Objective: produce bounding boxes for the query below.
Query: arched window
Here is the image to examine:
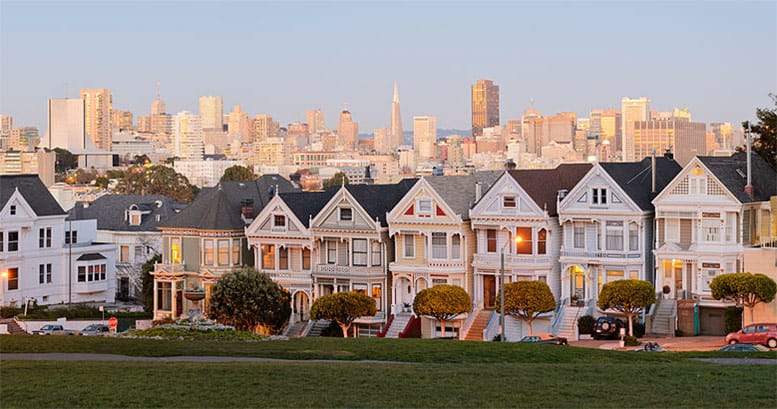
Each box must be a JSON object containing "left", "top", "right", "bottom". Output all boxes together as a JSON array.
[{"left": 537, "top": 229, "right": 547, "bottom": 255}]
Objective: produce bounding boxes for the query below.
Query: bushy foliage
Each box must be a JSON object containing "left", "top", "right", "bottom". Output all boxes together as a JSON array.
[
  {"left": 742, "top": 93, "right": 777, "bottom": 169},
  {"left": 598, "top": 280, "right": 655, "bottom": 336},
  {"left": 322, "top": 171, "right": 349, "bottom": 189},
  {"left": 577, "top": 315, "right": 596, "bottom": 335},
  {"left": 142, "top": 254, "right": 161, "bottom": 313},
  {"left": 208, "top": 267, "right": 291, "bottom": 334},
  {"left": 131, "top": 319, "right": 266, "bottom": 341},
  {"left": 725, "top": 306, "right": 744, "bottom": 334},
  {"left": 711, "top": 272, "right": 777, "bottom": 324},
  {"left": 220, "top": 165, "right": 255, "bottom": 182},
  {"left": 115, "top": 165, "right": 198, "bottom": 203},
  {"left": 623, "top": 335, "right": 640, "bottom": 347},
  {"left": 1, "top": 303, "right": 149, "bottom": 320},
  {"left": 413, "top": 285, "right": 471, "bottom": 337},
  {"left": 310, "top": 292, "right": 376, "bottom": 338},
  {"left": 494, "top": 281, "right": 555, "bottom": 335}
]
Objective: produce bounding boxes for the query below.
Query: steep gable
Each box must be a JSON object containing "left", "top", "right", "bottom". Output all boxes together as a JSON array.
[
  {"left": 471, "top": 172, "right": 545, "bottom": 218},
  {"left": 599, "top": 156, "right": 682, "bottom": 211},
  {"left": 508, "top": 163, "right": 592, "bottom": 216},
  {"left": 699, "top": 152, "right": 777, "bottom": 203},
  {"left": 0, "top": 174, "right": 66, "bottom": 217}
]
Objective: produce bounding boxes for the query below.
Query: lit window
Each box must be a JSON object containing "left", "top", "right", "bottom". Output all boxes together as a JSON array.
[
  {"left": 261, "top": 244, "right": 275, "bottom": 269},
  {"left": 516, "top": 227, "right": 532, "bottom": 254},
  {"left": 232, "top": 240, "right": 241, "bottom": 265},
  {"left": 121, "top": 245, "right": 130, "bottom": 263},
  {"left": 203, "top": 239, "right": 214, "bottom": 266},
  {"left": 170, "top": 238, "right": 181, "bottom": 263},
  {"left": 217, "top": 240, "right": 229, "bottom": 266},
  {"left": 537, "top": 229, "right": 547, "bottom": 255},
  {"left": 7, "top": 267, "right": 18, "bottom": 290},
  {"left": 279, "top": 247, "right": 289, "bottom": 270},
  {"left": 302, "top": 248, "right": 311, "bottom": 270}
]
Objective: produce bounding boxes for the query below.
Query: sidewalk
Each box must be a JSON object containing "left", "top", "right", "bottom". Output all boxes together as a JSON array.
[{"left": 570, "top": 335, "right": 725, "bottom": 351}]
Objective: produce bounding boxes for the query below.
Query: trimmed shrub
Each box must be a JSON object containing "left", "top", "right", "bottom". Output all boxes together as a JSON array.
[
  {"left": 632, "top": 322, "right": 646, "bottom": 338},
  {"left": 577, "top": 315, "right": 595, "bottom": 335},
  {"left": 624, "top": 335, "right": 640, "bottom": 347},
  {"left": 725, "top": 306, "right": 743, "bottom": 334}
]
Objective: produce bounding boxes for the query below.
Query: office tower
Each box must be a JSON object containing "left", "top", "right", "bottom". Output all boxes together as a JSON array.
[
  {"left": 226, "top": 105, "right": 253, "bottom": 141},
  {"left": 47, "top": 98, "right": 86, "bottom": 150},
  {"left": 199, "top": 96, "right": 224, "bottom": 131},
  {"left": 0, "top": 115, "right": 12, "bottom": 136},
  {"left": 632, "top": 116, "right": 706, "bottom": 166},
  {"left": 80, "top": 88, "right": 113, "bottom": 150},
  {"left": 151, "top": 98, "right": 166, "bottom": 116},
  {"left": 521, "top": 105, "right": 543, "bottom": 155},
  {"left": 373, "top": 128, "right": 388, "bottom": 153},
  {"left": 710, "top": 122, "right": 734, "bottom": 151},
  {"left": 306, "top": 109, "right": 325, "bottom": 134},
  {"left": 413, "top": 115, "right": 437, "bottom": 160},
  {"left": 543, "top": 112, "right": 576, "bottom": 144},
  {"left": 337, "top": 108, "right": 359, "bottom": 150},
  {"left": 600, "top": 109, "right": 622, "bottom": 152},
  {"left": 112, "top": 110, "right": 133, "bottom": 131},
  {"left": 173, "top": 111, "right": 205, "bottom": 160},
  {"left": 621, "top": 96, "right": 649, "bottom": 161},
  {"left": 253, "top": 114, "right": 277, "bottom": 141},
  {"left": 471, "top": 79, "right": 500, "bottom": 139},
  {"left": 389, "top": 81, "right": 404, "bottom": 150}
]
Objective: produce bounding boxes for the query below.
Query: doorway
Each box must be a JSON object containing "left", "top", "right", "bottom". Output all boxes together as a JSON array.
[
  {"left": 483, "top": 275, "right": 496, "bottom": 309},
  {"left": 293, "top": 291, "right": 309, "bottom": 322}
]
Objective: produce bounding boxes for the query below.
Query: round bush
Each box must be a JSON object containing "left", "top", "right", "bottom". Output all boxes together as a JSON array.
[
  {"left": 577, "top": 315, "right": 595, "bottom": 334},
  {"left": 632, "top": 322, "right": 646, "bottom": 338}
]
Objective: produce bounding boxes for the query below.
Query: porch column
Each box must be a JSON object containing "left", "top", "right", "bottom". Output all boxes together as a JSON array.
[{"left": 152, "top": 279, "right": 158, "bottom": 317}]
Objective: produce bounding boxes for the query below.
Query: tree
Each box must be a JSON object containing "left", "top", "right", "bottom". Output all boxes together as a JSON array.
[
  {"left": 310, "top": 291, "right": 376, "bottom": 338},
  {"left": 208, "top": 267, "right": 291, "bottom": 334},
  {"left": 54, "top": 148, "right": 77, "bottom": 173},
  {"left": 141, "top": 254, "right": 161, "bottom": 313},
  {"left": 598, "top": 280, "right": 655, "bottom": 336},
  {"left": 323, "top": 172, "right": 349, "bottom": 189},
  {"left": 743, "top": 93, "right": 777, "bottom": 169},
  {"left": 412, "top": 285, "right": 471, "bottom": 337},
  {"left": 494, "top": 281, "right": 555, "bottom": 335},
  {"left": 115, "top": 165, "right": 198, "bottom": 202},
  {"left": 711, "top": 272, "right": 777, "bottom": 325},
  {"left": 220, "top": 165, "right": 255, "bottom": 182}
]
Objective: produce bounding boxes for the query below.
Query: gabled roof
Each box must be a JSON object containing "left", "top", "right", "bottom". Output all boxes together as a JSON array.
[
  {"left": 0, "top": 174, "right": 66, "bottom": 216},
  {"left": 508, "top": 163, "right": 592, "bottom": 216},
  {"left": 425, "top": 171, "right": 501, "bottom": 220},
  {"left": 600, "top": 156, "right": 682, "bottom": 211},
  {"left": 279, "top": 190, "right": 337, "bottom": 228},
  {"left": 160, "top": 174, "right": 299, "bottom": 231},
  {"left": 344, "top": 179, "right": 417, "bottom": 226},
  {"left": 698, "top": 152, "right": 777, "bottom": 203},
  {"left": 68, "top": 194, "right": 186, "bottom": 232}
]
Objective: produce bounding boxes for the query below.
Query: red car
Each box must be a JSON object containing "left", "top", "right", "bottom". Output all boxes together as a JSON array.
[{"left": 725, "top": 323, "right": 777, "bottom": 348}]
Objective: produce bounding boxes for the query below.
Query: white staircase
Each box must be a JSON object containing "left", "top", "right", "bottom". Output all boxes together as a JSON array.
[
  {"left": 384, "top": 313, "right": 412, "bottom": 338},
  {"left": 555, "top": 306, "right": 583, "bottom": 341},
  {"left": 650, "top": 299, "right": 676, "bottom": 336}
]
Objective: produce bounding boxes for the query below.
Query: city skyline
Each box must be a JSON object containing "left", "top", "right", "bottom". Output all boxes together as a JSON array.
[{"left": 1, "top": 1, "right": 775, "bottom": 132}]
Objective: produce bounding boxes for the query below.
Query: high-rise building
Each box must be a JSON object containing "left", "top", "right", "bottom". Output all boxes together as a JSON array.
[
  {"left": 226, "top": 105, "right": 253, "bottom": 142},
  {"left": 413, "top": 116, "right": 437, "bottom": 160},
  {"left": 306, "top": 109, "right": 326, "bottom": 134},
  {"left": 199, "top": 96, "right": 224, "bottom": 131},
  {"left": 0, "top": 115, "right": 12, "bottom": 136},
  {"left": 112, "top": 110, "right": 133, "bottom": 131},
  {"left": 337, "top": 108, "right": 359, "bottom": 150},
  {"left": 47, "top": 98, "right": 86, "bottom": 150},
  {"left": 80, "top": 88, "right": 113, "bottom": 150},
  {"left": 632, "top": 116, "right": 706, "bottom": 166},
  {"left": 710, "top": 122, "right": 735, "bottom": 151},
  {"left": 521, "top": 105, "right": 543, "bottom": 155},
  {"left": 471, "top": 79, "right": 500, "bottom": 139},
  {"left": 389, "top": 81, "right": 404, "bottom": 150},
  {"left": 373, "top": 128, "right": 389, "bottom": 153},
  {"left": 151, "top": 98, "right": 166, "bottom": 116},
  {"left": 253, "top": 114, "right": 278, "bottom": 142},
  {"left": 173, "top": 111, "right": 204, "bottom": 160},
  {"left": 621, "top": 96, "right": 649, "bottom": 161},
  {"left": 600, "top": 109, "right": 622, "bottom": 153},
  {"left": 542, "top": 112, "right": 576, "bottom": 145}
]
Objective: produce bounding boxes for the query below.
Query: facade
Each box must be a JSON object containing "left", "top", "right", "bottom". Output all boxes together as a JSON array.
[
  {"left": 173, "top": 111, "right": 205, "bottom": 160},
  {"left": 337, "top": 109, "right": 359, "bottom": 151},
  {"left": 0, "top": 175, "right": 116, "bottom": 307},
  {"left": 621, "top": 96, "right": 649, "bottom": 161},
  {"left": 80, "top": 88, "right": 113, "bottom": 151},
  {"left": 174, "top": 158, "right": 245, "bottom": 187},
  {"left": 471, "top": 79, "right": 500, "bottom": 139},
  {"left": 0, "top": 149, "right": 56, "bottom": 187},
  {"left": 390, "top": 81, "right": 404, "bottom": 151},
  {"left": 413, "top": 116, "right": 437, "bottom": 160},
  {"left": 199, "top": 96, "right": 224, "bottom": 131},
  {"left": 306, "top": 109, "right": 326, "bottom": 135},
  {"left": 47, "top": 98, "right": 86, "bottom": 150},
  {"left": 226, "top": 105, "right": 253, "bottom": 142},
  {"left": 632, "top": 117, "right": 707, "bottom": 166}
]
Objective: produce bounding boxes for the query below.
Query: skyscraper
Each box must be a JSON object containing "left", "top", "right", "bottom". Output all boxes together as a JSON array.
[
  {"left": 227, "top": 105, "right": 253, "bottom": 141},
  {"left": 174, "top": 111, "right": 204, "bottom": 160},
  {"left": 621, "top": 96, "right": 649, "bottom": 161},
  {"left": 306, "top": 109, "right": 326, "bottom": 134},
  {"left": 413, "top": 115, "right": 437, "bottom": 160},
  {"left": 632, "top": 116, "right": 706, "bottom": 166},
  {"left": 199, "top": 96, "right": 224, "bottom": 131},
  {"left": 337, "top": 107, "right": 359, "bottom": 150},
  {"left": 47, "top": 98, "right": 86, "bottom": 150},
  {"left": 253, "top": 114, "right": 277, "bottom": 141},
  {"left": 80, "top": 88, "right": 112, "bottom": 150},
  {"left": 389, "top": 81, "right": 404, "bottom": 150},
  {"left": 471, "top": 79, "right": 500, "bottom": 139},
  {"left": 373, "top": 128, "right": 389, "bottom": 153}
]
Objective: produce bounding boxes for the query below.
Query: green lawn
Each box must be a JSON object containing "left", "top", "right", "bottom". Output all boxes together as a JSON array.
[{"left": 1, "top": 336, "right": 776, "bottom": 408}]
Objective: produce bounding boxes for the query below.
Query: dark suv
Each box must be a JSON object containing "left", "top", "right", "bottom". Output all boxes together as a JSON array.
[{"left": 593, "top": 316, "right": 626, "bottom": 340}]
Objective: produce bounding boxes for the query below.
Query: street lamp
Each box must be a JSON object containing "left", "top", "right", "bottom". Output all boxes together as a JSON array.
[
  {"left": 0, "top": 270, "right": 8, "bottom": 307},
  {"left": 500, "top": 235, "right": 522, "bottom": 342}
]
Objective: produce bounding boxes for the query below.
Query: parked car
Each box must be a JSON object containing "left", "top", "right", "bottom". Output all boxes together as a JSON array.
[
  {"left": 592, "top": 317, "right": 626, "bottom": 340},
  {"left": 724, "top": 323, "right": 777, "bottom": 348},
  {"left": 31, "top": 324, "right": 74, "bottom": 335},
  {"left": 80, "top": 324, "right": 110, "bottom": 336},
  {"left": 520, "top": 333, "right": 568, "bottom": 345},
  {"left": 718, "top": 343, "right": 770, "bottom": 352}
]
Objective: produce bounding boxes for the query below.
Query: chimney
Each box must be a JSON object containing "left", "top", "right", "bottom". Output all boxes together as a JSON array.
[
  {"left": 240, "top": 199, "right": 254, "bottom": 221},
  {"left": 745, "top": 125, "right": 754, "bottom": 198},
  {"left": 664, "top": 148, "right": 673, "bottom": 160},
  {"left": 651, "top": 151, "right": 657, "bottom": 193},
  {"left": 475, "top": 182, "right": 482, "bottom": 203}
]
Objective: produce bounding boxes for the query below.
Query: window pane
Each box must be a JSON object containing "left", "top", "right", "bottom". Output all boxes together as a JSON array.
[
  {"left": 371, "top": 242, "right": 381, "bottom": 266},
  {"left": 451, "top": 235, "right": 461, "bottom": 259},
  {"left": 537, "top": 229, "right": 547, "bottom": 255},
  {"left": 487, "top": 230, "right": 496, "bottom": 253},
  {"left": 353, "top": 239, "right": 368, "bottom": 266},
  {"left": 204, "top": 240, "right": 214, "bottom": 265},
  {"left": 432, "top": 232, "right": 447, "bottom": 259},
  {"left": 232, "top": 240, "right": 241, "bottom": 265},
  {"left": 403, "top": 234, "right": 415, "bottom": 257},
  {"left": 217, "top": 240, "right": 229, "bottom": 265},
  {"left": 262, "top": 244, "right": 275, "bottom": 269},
  {"left": 516, "top": 227, "right": 532, "bottom": 254},
  {"left": 302, "top": 248, "right": 311, "bottom": 270},
  {"left": 279, "top": 247, "right": 288, "bottom": 269}
]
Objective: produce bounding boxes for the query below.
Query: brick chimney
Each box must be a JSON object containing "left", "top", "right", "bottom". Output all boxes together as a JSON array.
[{"left": 240, "top": 199, "right": 254, "bottom": 221}]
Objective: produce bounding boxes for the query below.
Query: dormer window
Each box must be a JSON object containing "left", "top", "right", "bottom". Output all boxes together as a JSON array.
[
  {"left": 418, "top": 200, "right": 432, "bottom": 217},
  {"left": 592, "top": 188, "right": 607, "bottom": 205},
  {"left": 10, "top": 205, "right": 16, "bottom": 215},
  {"left": 339, "top": 208, "right": 352, "bottom": 221},
  {"left": 503, "top": 196, "right": 516, "bottom": 208},
  {"left": 130, "top": 211, "right": 141, "bottom": 226},
  {"left": 274, "top": 215, "right": 286, "bottom": 228}
]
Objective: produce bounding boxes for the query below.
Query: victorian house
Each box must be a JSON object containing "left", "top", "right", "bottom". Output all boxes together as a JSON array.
[
  {"left": 469, "top": 164, "right": 591, "bottom": 340},
  {"left": 151, "top": 175, "right": 297, "bottom": 320},
  {"left": 653, "top": 152, "right": 776, "bottom": 335}
]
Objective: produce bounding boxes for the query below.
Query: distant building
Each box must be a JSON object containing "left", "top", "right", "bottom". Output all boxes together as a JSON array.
[
  {"left": 174, "top": 158, "right": 245, "bottom": 187},
  {"left": 47, "top": 98, "right": 86, "bottom": 150},
  {"left": 199, "top": 96, "right": 224, "bottom": 131},
  {"left": 413, "top": 116, "right": 437, "bottom": 160},
  {"left": 389, "top": 81, "right": 404, "bottom": 151},
  {"left": 373, "top": 128, "right": 389, "bottom": 153},
  {"left": 253, "top": 114, "right": 277, "bottom": 142},
  {"left": 337, "top": 108, "right": 359, "bottom": 150},
  {"left": 632, "top": 116, "right": 707, "bottom": 166},
  {"left": 471, "top": 79, "right": 500, "bottom": 139},
  {"left": 306, "top": 109, "right": 326, "bottom": 134},
  {"left": 0, "top": 149, "right": 56, "bottom": 187},
  {"left": 112, "top": 110, "right": 134, "bottom": 132},
  {"left": 621, "top": 96, "right": 649, "bottom": 161},
  {"left": 226, "top": 105, "right": 253, "bottom": 142},
  {"left": 80, "top": 88, "right": 113, "bottom": 151},
  {"left": 173, "top": 111, "right": 205, "bottom": 160}
]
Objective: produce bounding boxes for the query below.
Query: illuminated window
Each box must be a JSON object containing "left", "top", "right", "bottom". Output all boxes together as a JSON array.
[
  {"left": 262, "top": 244, "right": 275, "bottom": 269},
  {"left": 302, "top": 248, "right": 311, "bottom": 270},
  {"left": 217, "top": 240, "right": 229, "bottom": 266},
  {"left": 170, "top": 238, "right": 181, "bottom": 263},
  {"left": 537, "top": 229, "right": 547, "bottom": 255},
  {"left": 203, "top": 239, "right": 214, "bottom": 265},
  {"left": 232, "top": 240, "right": 241, "bottom": 265},
  {"left": 7, "top": 267, "right": 18, "bottom": 290},
  {"left": 372, "top": 284, "right": 382, "bottom": 311},
  {"left": 516, "top": 227, "right": 532, "bottom": 254},
  {"left": 120, "top": 245, "right": 130, "bottom": 263}
]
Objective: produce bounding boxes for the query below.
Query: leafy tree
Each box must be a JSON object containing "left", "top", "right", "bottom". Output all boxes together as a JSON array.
[
  {"left": 54, "top": 148, "right": 77, "bottom": 173},
  {"left": 115, "top": 165, "right": 197, "bottom": 202},
  {"left": 412, "top": 285, "right": 471, "bottom": 337},
  {"left": 494, "top": 281, "right": 555, "bottom": 335},
  {"left": 220, "top": 165, "right": 255, "bottom": 182},
  {"left": 742, "top": 93, "right": 777, "bottom": 169},
  {"left": 598, "top": 280, "right": 655, "bottom": 336},
  {"left": 323, "top": 172, "right": 349, "bottom": 189},
  {"left": 141, "top": 254, "right": 161, "bottom": 313},
  {"left": 208, "top": 267, "right": 291, "bottom": 334},
  {"left": 711, "top": 272, "right": 777, "bottom": 325},
  {"left": 310, "top": 291, "right": 376, "bottom": 338}
]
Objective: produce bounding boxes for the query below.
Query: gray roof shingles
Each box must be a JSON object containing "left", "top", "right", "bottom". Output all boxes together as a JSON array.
[
  {"left": 68, "top": 194, "right": 186, "bottom": 232},
  {"left": 698, "top": 152, "right": 777, "bottom": 203},
  {"left": 508, "top": 163, "right": 593, "bottom": 216},
  {"left": 601, "top": 156, "right": 682, "bottom": 211},
  {"left": 426, "top": 171, "right": 502, "bottom": 220},
  {"left": 0, "top": 174, "right": 66, "bottom": 216}
]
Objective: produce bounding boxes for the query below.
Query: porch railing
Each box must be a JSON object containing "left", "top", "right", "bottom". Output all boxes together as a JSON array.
[
  {"left": 483, "top": 310, "right": 499, "bottom": 342},
  {"left": 458, "top": 307, "right": 480, "bottom": 340},
  {"left": 549, "top": 298, "right": 568, "bottom": 335}
]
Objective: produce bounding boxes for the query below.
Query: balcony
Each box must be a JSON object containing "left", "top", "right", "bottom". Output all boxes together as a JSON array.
[
  {"left": 559, "top": 249, "right": 642, "bottom": 260},
  {"left": 74, "top": 280, "right": 108, "bottom": 294},
  {"left": 313, "top": 264, "right": 384, "bottom": 277},
  {"left": 472, "top": 254, "right": 551, "bottom": 268},
  {"left": 260, "top": 270, "right": 312, "bottom": 281}
]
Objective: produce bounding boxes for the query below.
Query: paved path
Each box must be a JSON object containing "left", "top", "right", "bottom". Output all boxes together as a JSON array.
[
  {"left": 692, "top": 358, "right": 777, "bottom": 365},
  {"left": 0, "top": 353, "right": 408, "bottom": 364}
]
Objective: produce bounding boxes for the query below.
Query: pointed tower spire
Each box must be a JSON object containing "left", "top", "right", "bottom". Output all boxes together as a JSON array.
[
  {"left": 393, "top": 81, "right": 400, "bottom": 103},
  {"left": 390, "top": 81, "right": 403, "bottom": 151}
]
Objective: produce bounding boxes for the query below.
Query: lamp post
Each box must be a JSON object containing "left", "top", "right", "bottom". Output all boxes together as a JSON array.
[{"left": 500, "top": 236, "right": 521, "bottom": 342}]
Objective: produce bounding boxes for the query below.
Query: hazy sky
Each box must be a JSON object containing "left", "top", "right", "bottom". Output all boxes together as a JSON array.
[{"left": 1, "top": 1, "right": 775, "bottom": 133}]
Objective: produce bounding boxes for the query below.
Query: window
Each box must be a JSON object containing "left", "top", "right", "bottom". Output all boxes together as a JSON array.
[
  {"left": 217, "top": 240, "right": 229, "bottom": 266},
  {"left": 703, "top": 219, "right": 720, "bottom": 242},
  {"left": 486, "top": 229, "right": 497, "bottom": 253},
  {"left": 339, "top": 208, "right": 352, "bottom": 221},
  {"left": 88, "top": 265, "right": 94, "bottom": 281},
  {"left": 203, "top": 240, "right": 214, "bottom": 265},
  {"left": 606, "top": 221, "right": 623, "bottom": 250},
  {"left": 592, "top": 188, "right": 607, "bottom": 205},
  {"left": 279, "top": 247, "right": 288, "bottom": 270},
  {"left": 135, "top": 246, "right": 144, "bottom": 261},
  {"left": 130, "top": 213, "right": 141, "bottom": 226},
  {"left": 629, "top": 224, "right": 639, "bottom": 251},
  {"left": 371, "top": 242, "right": 381, "bottom": 266},
  {"left": 403, "top": 234, "right": 415, "bottom": 258},
  {"left": 121, "top": 245, "right": 130, "bottom": 263},
  {"left": 78, "top": 266, "right": 86, "bottom": 282},
  {"left": 572, "top": 223, "right": 585, "bottom": 249},
  {"left": 232, "top": 240, "right": 241, "bottom": 265},
  {"left": 65, "top": 230, "right": 78, "bottom": 245},
  {"left": 302, "top": 248, "right": 311, "bottom": 270},
  {"left": 537, "top": 229, "right": 547, "bottom": 255},
  {"left": 39, "top": 227, "right": 52, "bottom": 248},
  {"left": 274, "top": 215, "right": 286, "bottom": 228},
  {"left": 327, "top": 240, "right": 337, "bottom": 264},
  {"left": 170, "top": 238, "right": 181, "bottom": 263},
  {"left": 503, "top": 196, "right": 516, "bottom": 208},
  {"left": 8, "top": 231, "right": 18, "bottom": 252},
  {"left": 353, "top": 239, "right": 368, "bottom": 266},
  {"left": 261, "top": 245, "right": 275, "bottom": 269},
  {"left": 432, "top": 232, "right": 447, "bottom": 259},
  {"left": 418, "top": 200, "right": 432, "bottom": 216},
  {"left": 516, "top": 227, "right": 532, "bottom": 254},
  {"left": 101, "top": 264, "right": 106, "bottom": 280},
  {"left": 372, "top": 284, "right": 382, "bottom": 311},
  {"left": 7, "top": 267, "right": 18, "bottom": 290},
  {"left": 451, "top": 234, "right": 461, "bottom": 260},
  {"left": 0, "top": 233, "right": 3, "bottom": 251},
  {"left": 9, "top": 205, "right": 16, "bottom": 215},
  {"left": 157, "top": 282, "right": 172, "bottom": 311}
]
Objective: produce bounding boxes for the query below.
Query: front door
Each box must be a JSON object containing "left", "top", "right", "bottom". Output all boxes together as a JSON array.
[
  {"left": 294, "top": 292, "right": 309, "bottom": 322},
  {"left": 483, "top": 275, "right": 496, "bottom": 309},
  {"left": 570, "top": 266, "right": 585, "bottom": 303}
]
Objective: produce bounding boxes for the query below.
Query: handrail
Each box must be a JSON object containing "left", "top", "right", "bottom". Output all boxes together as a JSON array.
[
  {"left": 458, "top": 307, "right": 479, "bottom": 340},
  {"left": 483, "top": 310, "right": 499, "bottom": 341},
  {"left": 300, "top": 319, "right": 316, "bottom": 337},
  {"left": 398, "top": 315, "right": 420, "bottom": 338},
  {"left": 549, "top": 298, "right": 567, "bottom": 335},
  {"left": 377, "top": 313, "right": 395, "bottom": 338}
]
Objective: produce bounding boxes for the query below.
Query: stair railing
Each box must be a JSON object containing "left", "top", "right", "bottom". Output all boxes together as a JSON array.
[
  {"left": 458, "top": 306, "right": 480, "bottom": 340},
  {"left": 549, "top": 298, "right": 568, "bottom": 335},
  {"left": 483, "top": 310, "right": 499, "bottom": 341}
]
